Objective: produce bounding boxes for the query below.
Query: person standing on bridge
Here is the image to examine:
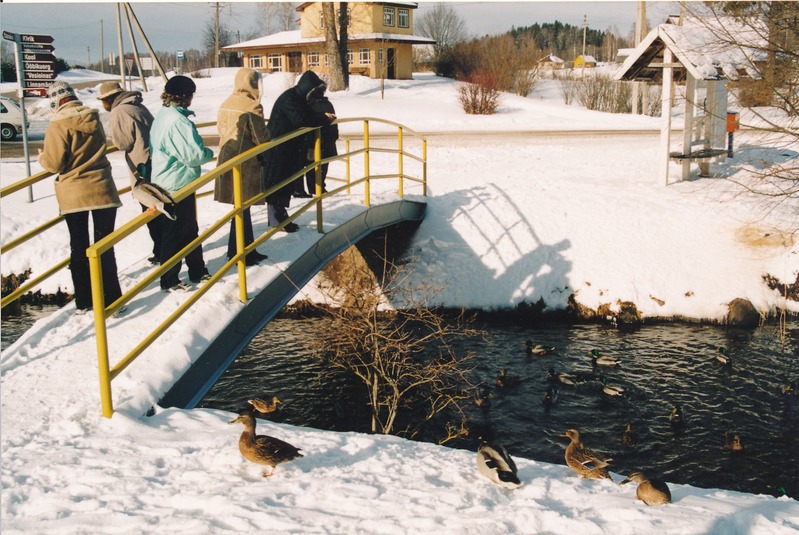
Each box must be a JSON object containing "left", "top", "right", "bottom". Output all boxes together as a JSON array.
[
  {"left": 214, "top": 67, "right": 270, "bottom": 265},
  {"left": 261, "top": 70, "right": 335, "bottom": 231},
  {"left": 303, "top": 87, "right": 338, "bottom": 196},
  {"left": 149, "top": 75, "right": 214, "bottom": 292},
  {"left": 39, "top": 81, "right": 123, "bottom": 314},
  {"left": 98, "top": 81, "right": 160, "bottom": 265}
]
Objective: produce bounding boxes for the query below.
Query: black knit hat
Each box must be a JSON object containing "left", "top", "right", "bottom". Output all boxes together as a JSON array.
[{"left": 164, "top": 75, "right": 196, "bottom": 96}]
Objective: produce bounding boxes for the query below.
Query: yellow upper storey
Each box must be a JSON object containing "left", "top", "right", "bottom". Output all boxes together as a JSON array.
[{"left": 298, "top": 2, "right": 416, "bottom": 38}]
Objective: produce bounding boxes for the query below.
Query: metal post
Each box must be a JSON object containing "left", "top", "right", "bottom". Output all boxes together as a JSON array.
[
  {"left": 659, "top": 47, "right": 674, "bottom": 186},
  {"left": 363, "top": 120, "right": 370, "bottom": 207},
  {"left": 682, "top": 73, "right": 696, "bottom": 181},
  {"left": 232, "top": 164, "right": 248, "bottom": 302},
  {"left": 88, "top": 253, "right": 113, "bottom": 417},
  {"left": 345, "top": 139, "right": 351, "bottom": 194},
  {"left": 727, "top": 132, "right": 734, "bottom": 158},
  {"left": 397, "top": 126, "right": 404, "bottom": 197},
  {"left": 116, "top": 3, "right": 127, "bottom": 88},
  {"left": 10, "top": 37, "right": 33, "bottom": 202},
  {"left": 422, "top": 139, "right": 427, "bottom": 197},
  {"left": 314, "top": 131, "right": 323, "bottom": 233}
]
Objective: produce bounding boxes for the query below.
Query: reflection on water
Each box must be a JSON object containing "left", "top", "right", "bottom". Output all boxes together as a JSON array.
[
  {"left": 202, "top": 316, "right": 799, "bottom": 499},
  {"left": 1, "top": 303, "right": 62, "bottom": 351}
]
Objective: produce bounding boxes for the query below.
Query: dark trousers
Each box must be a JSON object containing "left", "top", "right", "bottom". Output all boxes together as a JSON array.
[
  {"left": 64, "top": 207, "right": 122, "bottom": 310},
  {"left": 227, "top": 207, "right": 254, "bottom": 259},
  {"left": 140, "top": 203, "right": 162, "bottom": 260},
  {"left": 267, "top": 204, "right": 289, "bottom": 227},
  {"left": 159, "top": 193, "right": 207, "bottom": 289},
  {"left": 305, "top": 162, "right": 329, "bottom": 195}
]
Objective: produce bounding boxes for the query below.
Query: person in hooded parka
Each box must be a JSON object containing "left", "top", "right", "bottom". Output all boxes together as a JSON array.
[
  {"left": 214, "top": 68, "right": 270, "bottom": 265},
  {"left": 261, "top": 70, "right": 335, "bottom": 232}
]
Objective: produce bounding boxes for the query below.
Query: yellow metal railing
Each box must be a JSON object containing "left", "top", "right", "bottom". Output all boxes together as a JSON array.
[{"left": 0, "top": 117, "right": 427, "bottom": 417}]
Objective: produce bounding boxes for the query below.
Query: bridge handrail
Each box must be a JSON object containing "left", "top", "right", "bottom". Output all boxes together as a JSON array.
[{"left": 0, "top": 116, "right": 427, "bottom": 417}]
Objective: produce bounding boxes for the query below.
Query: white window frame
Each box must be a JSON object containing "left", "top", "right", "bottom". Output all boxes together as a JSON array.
[
  {"left": 347, "top": 49, "right": 354, "bottom": 65},
  {"left": 307, "top": 51, "right": 320, "bottom": 68},
  {"left": 398, "top": 8, "right": 409, "bottom": 28},
  {"left": 358, "top": 48, "right": 371, "bottom": 65},
  {"left": 248, "top": 54, "right": 264, "bottom": 69},
  {"left": 268, "top": 53, "right": 283, "bottom": 71},
  {"left": 383, "top": 7, "right": 395, "bottom": 27},
  {"left": 378, "top": 48, "right": 384, "bottom": 65}
]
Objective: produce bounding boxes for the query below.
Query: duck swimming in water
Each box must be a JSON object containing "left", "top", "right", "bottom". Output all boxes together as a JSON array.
[
  {"left": 474, "top": 385, "right": 492, "bottom": 409},
  {"left": 590, "top": 349, "right": 621, "bottom": 367},
  {"left": 599, "top": 376, "right": 625, "bottom": 397},
  {"left": 621, "top": 421, "right": 637, "bottom": 448},
  {"left": 715, "top": 347, "right": 732, "bottom": 366},
  {"left": 561, "top": 428, "right": 613, "bottom": 480},
  {"left": 526, "top": 340, "right": 554, "bottom": 357},
  {"left": 496, "top": 368, "right": 520, "bottom": 388},
  {"left": 248, "top": 396, "right": 282, "bottom": 414},
  {"left": 669, "top": 405, "right": 686, "bottom": 430},
  {"left": 721, "top": 432, "right": 744, "bottom": 452},
  {"left": 543, "top": 386, "right": 559, "bottom": 409},
  {"left": 229, "top": 412, "right": 303, "bottom": 477},
  {"left": 476, "top": 442, "right": 522, "bottom": 489},
  {"left": 620, "top": 471, "right": 671, "bottom": 505}
]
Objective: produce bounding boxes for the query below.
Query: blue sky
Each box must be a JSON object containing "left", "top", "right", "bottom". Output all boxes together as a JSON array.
[{"left": 1, "top": 1, "right": 678, "bottom": 64}]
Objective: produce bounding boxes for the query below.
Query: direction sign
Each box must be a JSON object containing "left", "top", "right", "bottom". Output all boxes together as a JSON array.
[
  {"left": 23, "top": 88, "right": 48, "bottom": 98},
  {"left": 23, "top": 61, "right": 54, "bottom": 72},
  {"left": 24, "top": 71, "right": 56, "bottom": 81},
  {"left": 22, "top": 51, "right": 56, "bottom": 62},
  {"left": 21, "top": 43, "right": 55, "bottom": 53},
  {"left": 20, "top": 33, "right": 54, "bottom": 44},
  {"left": 23, "top": 79, "right": 56, "bottom": 89}
]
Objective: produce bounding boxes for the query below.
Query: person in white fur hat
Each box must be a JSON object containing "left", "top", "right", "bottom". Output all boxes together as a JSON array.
[{"left": 38, "top": 81, "right": 123, "bottom": 314}]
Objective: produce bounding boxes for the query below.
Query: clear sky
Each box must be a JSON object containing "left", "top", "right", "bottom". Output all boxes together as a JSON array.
[{"left": 1, "top": 1, "right": 679, "bottom": 64}]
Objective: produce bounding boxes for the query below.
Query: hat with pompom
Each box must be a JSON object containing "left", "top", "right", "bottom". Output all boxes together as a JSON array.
[{"left": 47, "top": 81, "right": 77, "bottom": 111}]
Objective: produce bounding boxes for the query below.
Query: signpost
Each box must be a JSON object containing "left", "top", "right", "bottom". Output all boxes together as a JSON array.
[
  {"left": 176, "top": 49, "right": 184, "bottom": 73},
  {"left": 2, "top": 31, "right": 56, "bottom": 202}
]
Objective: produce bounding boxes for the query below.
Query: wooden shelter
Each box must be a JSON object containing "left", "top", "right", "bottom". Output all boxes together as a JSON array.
[{"left": 614, "top": 18, "right": 760, "bottom": 184}]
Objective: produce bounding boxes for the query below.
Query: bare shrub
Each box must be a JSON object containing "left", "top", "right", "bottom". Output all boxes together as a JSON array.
[
  {"left": 190, "top": 69, "right": 211, "bottom": 79},
  {"left": 556, "top": 71, "right": 576, "bottom": 105},
  {"left": 457, "top": 73, "right": 500, "bottom": 115}
]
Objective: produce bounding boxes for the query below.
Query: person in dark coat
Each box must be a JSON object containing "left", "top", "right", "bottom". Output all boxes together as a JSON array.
[
  {"left": 261, "top": 70, "right": 335, "bottom": 231},
  {"left": 304, "top": 92, "right": 338, "bottom": 195}
]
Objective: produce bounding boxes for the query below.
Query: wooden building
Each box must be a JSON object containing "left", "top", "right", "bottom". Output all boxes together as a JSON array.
[{"left": 222, "top": 2, "right": 435, "bottom": 80}]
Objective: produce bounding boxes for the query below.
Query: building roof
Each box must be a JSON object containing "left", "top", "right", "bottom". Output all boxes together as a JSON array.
[
  {"left": 296, "top": 1, "right": 420, "bottom": 10},
  {"left": 577, "top": 55, "right": 597, "bottom": 63},
  {"left": 613, "top": 18, "right": 763, "bottom": 83},
  {"left": 223, "top": 30, "right": 435, "bottom": 52},
  {"left": 538, "top": 54, "right": 564, "bottom": 64}
]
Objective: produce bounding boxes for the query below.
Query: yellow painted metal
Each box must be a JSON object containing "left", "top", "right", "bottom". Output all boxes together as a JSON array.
[
  {"left": 398, "top": 127, "right": 404, "bottom": 197},
  {"left": 232, "top": 164, "right": 248, "bottom": 302},
  {"left": 363, "top": 120, "right": 370, "bottom": 207},
  {"left": 314, "top": 131, "right": 323, "bottom": 233},
  {"left": 0, "top": 116, "right": 428, "bottom": 417}
]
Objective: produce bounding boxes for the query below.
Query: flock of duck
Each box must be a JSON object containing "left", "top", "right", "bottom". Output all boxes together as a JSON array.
[{"left": 227, "top": 342, "right": 794, "bottom": 504}]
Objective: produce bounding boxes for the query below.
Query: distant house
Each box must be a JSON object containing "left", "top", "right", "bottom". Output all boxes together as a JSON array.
[
  {"left": 573, "top": 55, "right": 597, "bottom": 68},
  {"left": 222, "top": 2, "right": 435, "bottom": 80},
  {"left": 537, "top": 53, "right": 565, "bottom": 70},
  {"left": 615, "top": 48, "right": 636, "bottom": 63}
]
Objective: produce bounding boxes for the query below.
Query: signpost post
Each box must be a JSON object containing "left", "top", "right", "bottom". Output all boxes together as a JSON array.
[
  {"left": 2, "top": 31, "right": 55, "bottom": 202},
  {"left": 176, "top": 49, "right": 184, "bottom": 73}
]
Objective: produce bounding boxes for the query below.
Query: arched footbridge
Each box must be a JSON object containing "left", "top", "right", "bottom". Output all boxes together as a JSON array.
[{"left": 0, "top": 117, "right": 427, "bottom": 417}]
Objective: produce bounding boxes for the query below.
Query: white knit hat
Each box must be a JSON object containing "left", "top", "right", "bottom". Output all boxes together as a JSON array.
[{"left": 47, "top": 81, "right": 77, "bottom": 111}]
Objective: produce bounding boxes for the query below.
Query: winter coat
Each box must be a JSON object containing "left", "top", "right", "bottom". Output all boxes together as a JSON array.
[
  {"left": 261, "top": 70, "right": 332, "bottom": 207},
  {"left": 306, "top": 96, "right": 338, "bottom": 160},
  {"left": 107, "top": 91, "right": 154, "bottom": 187},
  {"left": 149, "top": 104, "right": 214, "bottom": 194},
  {"left": 214, "top": 68, "right": 270, "bottom": 205},
  {"left": 39, "top": 100, "right": 121, "bottom": 215}
]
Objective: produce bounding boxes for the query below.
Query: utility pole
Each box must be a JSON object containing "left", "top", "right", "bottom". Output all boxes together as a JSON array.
[
  {"left": 582, "top": 15, "right": 587, "bottom": 56},
  {"left": 214, "top": 1, "right": 220, "bottom": 69},
  {"left": 87, "top": 46, "right": 90, "bottom": 66},
  {"left": 632, "top": 1, "right": 647, "bottom": 114},
  {"left": 100, "top": 19, "right": 105, "bottom": 72}
]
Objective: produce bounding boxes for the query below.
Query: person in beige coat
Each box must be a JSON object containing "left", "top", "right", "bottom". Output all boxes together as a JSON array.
[
  {"left": 214, "top": 68, "right": 270, "bottom": 265},
  {"left": 39, "top": 81, "right": 123, "bottom": 314}
]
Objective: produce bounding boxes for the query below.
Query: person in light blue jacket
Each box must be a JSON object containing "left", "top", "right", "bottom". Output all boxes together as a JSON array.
[{"left": 150, "top": 75, "right": 214, "bottom": 291}]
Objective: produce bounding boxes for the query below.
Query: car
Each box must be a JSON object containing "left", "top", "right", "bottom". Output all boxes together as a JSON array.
[{"left": 0, "top": 96, "right": 30, "bottom": 142}]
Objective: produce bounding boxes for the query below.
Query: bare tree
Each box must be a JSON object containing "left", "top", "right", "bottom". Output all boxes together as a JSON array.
[
  {"left": 309, "top": 246, "right": 481, "bottom": 441},
  {"left": 416, "top": 3, "right": 468, "bottom": 60},
  {"left": 323, "top": 2, "right": 345, "bottom": 91},
  {"left": 255, "top": 2, "right": 298, "bottom": 35}
]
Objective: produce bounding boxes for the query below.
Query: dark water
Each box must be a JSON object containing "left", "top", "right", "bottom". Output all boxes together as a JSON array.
[
  {"left": 1, "top": 303, "right": 62, "bottom": 351},
  {"left": 201, "top": 316, "right": 799, "bottom": 499}
]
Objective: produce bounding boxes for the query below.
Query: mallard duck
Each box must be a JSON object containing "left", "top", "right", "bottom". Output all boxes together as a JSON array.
[
  {"left": 248, "top": 396, "right": 282, "bottom": 414},
  {"left": 560, "top": 428, "right": 613, "bottom": 480},
  {"left": 620, "top": 471, "right": 671, "bottom": 505},
  {"left": 669, "top": 405, "right": 686, "bottom": 429},
  {"left": 590, "top": 349, "right": 621, "bottom": 367},
  {"left": 721, "top": 432, "right": 743, "bottom": 452},
  {"left": 229, "top": 412, "right": 303, "bottom": 476},
  {"left": 496, "top": 368, "right": 520, "bottom": 388},
  {"left": 546, "top": 368, "right": 577, "bottom": 387},
  {"left": 715, "top": 347, "right": 732, "bottom": 365},
  {"left": 542, "top": 386, "right": 559, "bottom": 409},
  {"left": 131, "top": 173, "right": 176, "bottom": 220},
  {"left": 476, "top": 442, "right": 522, "bottom": 489},
  {"left": 526, "top": 340, "right": 554, "bottom": 357},
  {"left": 599, "top": 376, "right": 625, "bottom": 397},
  {"left": 621, "top": 421, "right": 637, "bottom": 448},
  {"left": 474, "top": 385, "right": 492, "bottom": 409}
]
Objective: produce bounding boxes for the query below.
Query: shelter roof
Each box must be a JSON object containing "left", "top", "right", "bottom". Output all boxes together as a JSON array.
[{"left": 614, "top": 18, "right": 763, "bottom": 83}]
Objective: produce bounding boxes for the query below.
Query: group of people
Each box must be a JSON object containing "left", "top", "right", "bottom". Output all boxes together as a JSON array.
[{"left": 38, "top": 68, "right": 337, "bottom": 312}]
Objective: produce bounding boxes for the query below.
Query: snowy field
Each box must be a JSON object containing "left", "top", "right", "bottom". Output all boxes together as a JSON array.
[{"left": 1, "top": 68, "right": 798, "bottom": 534}]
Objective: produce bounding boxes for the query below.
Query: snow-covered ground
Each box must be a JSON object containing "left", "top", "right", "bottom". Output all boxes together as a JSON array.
[{"left": 1, "top": 68, "right": 798, "bottom": 534}]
